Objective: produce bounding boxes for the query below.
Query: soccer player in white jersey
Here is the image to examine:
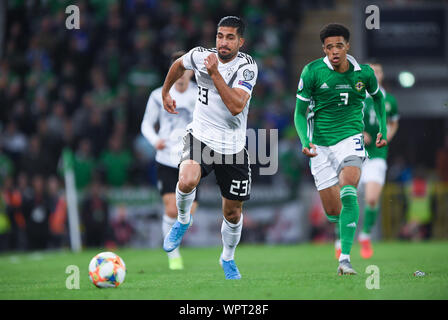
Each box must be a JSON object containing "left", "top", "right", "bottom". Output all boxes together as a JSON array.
[
  {"left": 161, "top": 16, "right": 258, "bottom": 279},
  {"left": 141, "top": 51, "right": 199, "bottom": 270}
]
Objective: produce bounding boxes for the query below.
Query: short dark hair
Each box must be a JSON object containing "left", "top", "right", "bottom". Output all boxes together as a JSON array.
[
  {"left": 320, "top": 23, "right": 350, "bottom": 43},
  {"left": 217, "top": 16, "right": 245, "bottom": 37},
  {"left": 170, "top": 50, "right": 186, "bottom": 65}
]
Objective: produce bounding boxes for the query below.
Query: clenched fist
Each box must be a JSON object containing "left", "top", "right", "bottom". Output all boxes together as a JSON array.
[{"left": 204, "top": 53, "right": 219, "bottom": 76}]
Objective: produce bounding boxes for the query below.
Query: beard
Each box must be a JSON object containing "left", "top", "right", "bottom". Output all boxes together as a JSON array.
[{"left": 218, "top": 49, "right": 236, "bottom": 61}]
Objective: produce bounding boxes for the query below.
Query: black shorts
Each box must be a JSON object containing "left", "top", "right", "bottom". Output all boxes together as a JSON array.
[
  {"left": 179, "top": 132, "right": 251, "bottom": 201},
  {"left": 156, "top": 162, "right": 199, "bottom": 201}
]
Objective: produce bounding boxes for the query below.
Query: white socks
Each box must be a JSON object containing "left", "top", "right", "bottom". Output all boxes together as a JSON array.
[
  {"left": 335, "top": 239, "right": 341, "bottom": 250},
  {"left": 339, "top": 253, "right": 350, "bottom": 262},
  {"left": 176, "top": 182, "right": 195, "bottom": 224},
  {"left": 358, "top": 231, "right": 371, "bottom": 241},
  {"left": 162, "top": 215, "right": 180, "bottom": 259},
  {"left": 221, "top": 214, "right": 243, "bottom": 261}
]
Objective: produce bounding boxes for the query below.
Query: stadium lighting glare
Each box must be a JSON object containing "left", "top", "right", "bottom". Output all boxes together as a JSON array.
[{"left": 398, "top": 71, "right": 415, "bottom": 88}]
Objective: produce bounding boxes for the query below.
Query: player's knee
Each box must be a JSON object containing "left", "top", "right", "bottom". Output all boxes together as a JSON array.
[
  {"left": 178, "top": 161, "right": 200, "bottom": 193},
  {"left": 178, "top": 177, "right": 198, "bottom": 193},
  {"left": 340, "top": 177, "right": 359, "bottom": 189},
  {"left": 178, "top": 172, "right": 199, "bottom": 193},
  {"left": 340, "top": 165, "right": 361, "bottom": 186},
  {"left": 366, "top": 198, "right": 378, "bottom": 208}
]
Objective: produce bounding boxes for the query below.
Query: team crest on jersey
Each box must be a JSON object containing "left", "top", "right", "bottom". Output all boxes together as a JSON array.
[
  {"left": 355, "top": 81, "right": 365, "bottom": 91},
  {"left": 298, "top": 78, "right": 304, "bottom": 91},
  {"left": 243, "top": 69, "right": 254, "bottom": 81}
]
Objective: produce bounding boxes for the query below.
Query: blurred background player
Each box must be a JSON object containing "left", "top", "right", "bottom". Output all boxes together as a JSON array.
[
  {"left": 334, "top": 63, "right": 400, "bottom": 259},
  {"left": 294, "top": 23, "right": 388, "bottom": 275},
  {"left": 357, "top": 62, "right": 399, "bottom": 258},
  {"left": 141, "top": 51, "right": 198, "bottom": 270},
  {"left": 162, "top": 16, "right": 258, "bottom": 279}
]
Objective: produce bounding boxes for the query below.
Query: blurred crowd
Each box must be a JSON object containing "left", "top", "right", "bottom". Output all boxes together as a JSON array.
[{"left": 0, "top": 0, "right": 302, "bottom": 251}]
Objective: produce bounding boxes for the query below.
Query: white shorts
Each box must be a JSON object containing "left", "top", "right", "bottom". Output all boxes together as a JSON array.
[
  {"left": 310, "top": 133, "right": 366, "bottom": 191},
  {"left": 359, "top": 157, "right": 387, "bottom": 186}
]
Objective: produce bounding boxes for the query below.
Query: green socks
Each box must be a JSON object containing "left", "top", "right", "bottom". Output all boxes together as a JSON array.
[
  {"left": 339, "top": 185, "right": 359, "bottom": 255},
  {"left": 362, "top": 204, "right": 379, "bottom": 234}
]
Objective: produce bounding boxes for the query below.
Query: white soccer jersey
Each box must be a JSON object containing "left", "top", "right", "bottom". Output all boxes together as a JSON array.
[
  {"left": 182, "top": 47, "right": 258, "bottom": 154},
  {"left": 141, "top": 83, "right": 197, "bottom": 168}
]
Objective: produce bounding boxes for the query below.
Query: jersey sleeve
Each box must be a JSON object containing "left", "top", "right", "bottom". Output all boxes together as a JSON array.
[
  {"left": 182, "top": 47, "right": 201, "bottom": 71},
  {"left": 232, "top": 62, "right": 258, "bottom": 96},
  {"left": 296, "top": 64, "right": 314, "bottom": 102},
  {"left": 365, "top": 65, "right": 380, "bottom": 96}
]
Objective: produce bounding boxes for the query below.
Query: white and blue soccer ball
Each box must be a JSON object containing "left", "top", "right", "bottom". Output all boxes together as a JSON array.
[{"left": 88, "top": 252, "right": 126, "bottom": 288}]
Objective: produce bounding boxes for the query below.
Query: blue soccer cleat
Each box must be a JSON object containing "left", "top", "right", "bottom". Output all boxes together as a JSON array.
[
  {"left": 219, "top": 255, "right": 241, "bottom": 280},
  {"left": 163, "top": 217, "right": 192, "bottom": 253}
]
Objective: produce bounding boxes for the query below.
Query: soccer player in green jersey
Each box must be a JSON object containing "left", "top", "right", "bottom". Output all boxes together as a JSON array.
[
  {"left": 294, "top": 24, "right": 388, "bottom": 275},
  {"left": 357, "top": 62, "right": 399, "bottom": 259}
]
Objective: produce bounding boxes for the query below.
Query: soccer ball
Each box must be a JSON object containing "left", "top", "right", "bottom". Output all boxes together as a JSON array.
[{"left": 88, "top": 252, "right": 126, "bottom": 288}]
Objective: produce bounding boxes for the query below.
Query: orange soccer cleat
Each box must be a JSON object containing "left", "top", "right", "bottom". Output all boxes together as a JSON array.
[{"left": 359, "top": 238, "right": 373, "bottom": 259}]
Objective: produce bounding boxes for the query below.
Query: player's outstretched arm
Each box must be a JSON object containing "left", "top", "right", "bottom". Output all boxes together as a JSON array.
[
  {"left": 161, "top": 58, "right": 186, "bottom": 114},
  {"left": 371, "top": 92, "right": 388, "bottom": 148},
  {"left": 294, "top": 98, "right": 317, "bottom": 157},
  {"left": 205, "top": 53, "right": 250, "bottom": 116}
]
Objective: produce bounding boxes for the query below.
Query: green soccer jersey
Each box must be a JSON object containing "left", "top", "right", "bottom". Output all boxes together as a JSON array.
[
  {"left": 363, "top": 89, "right": 399, "bottom": 159},
  {"left": 296, "top": 55, "right": 381, "bottom": 146}
]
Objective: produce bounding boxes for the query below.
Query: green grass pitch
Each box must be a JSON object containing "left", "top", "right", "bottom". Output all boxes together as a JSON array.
[{"left": 0, "top": 241, "right": 447, "bottom": 300}]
